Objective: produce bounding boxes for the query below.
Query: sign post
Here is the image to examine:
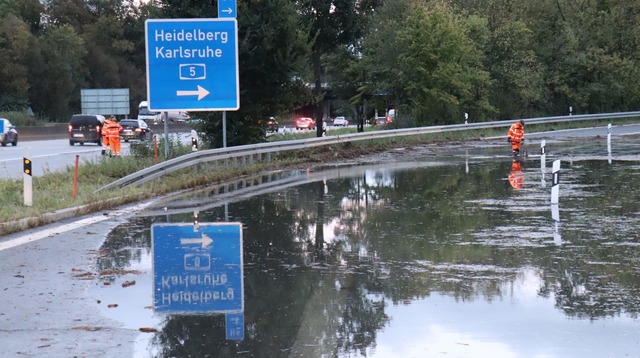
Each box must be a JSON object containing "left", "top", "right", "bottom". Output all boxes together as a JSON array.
[
  {"left": 145, "top": 18, "right": 239, "bottom": 112},
  {"left": 145, "top": 18, "right": 239, "bottom": 149}
]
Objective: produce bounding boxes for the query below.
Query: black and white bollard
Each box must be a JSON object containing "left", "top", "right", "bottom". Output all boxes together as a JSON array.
[
  {"left": 23, "top": 147, "right": 32, "bottom": 207},
  {"left": 551, "top": 160, "right": 560, "bottom": 204},
  {"left": 540, "top": 140, "right": 546, "bottom": 170},
  {"left": 607, "top": 123, "right": 612, "bottom": 153},
  {"left": 551, "top": 159, "right": 561, "bottom": 245},
  {"left": 191, "top": 129, "right": 198, "bottom": 152}
]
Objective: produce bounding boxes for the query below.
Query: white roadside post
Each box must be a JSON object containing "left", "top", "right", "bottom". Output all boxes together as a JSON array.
[
  {"left": 607, "top": 123, "right": 613, "bottom": 164},
  {"left": 540, "top": 140, "right": 546, "bottom": 170},
  {"left": 551, "top": 159, "right": 561, "bottom": 245},
  {"left": 607, "top": 123, "right": 612, "bottom": 153},
  {"left": 191, "top": 129, "right": 198, "bottom": 152},
  {"left": 23, "top": 147, "right": 33, "bottom": 206},
  {"left": 464, "top": 112, "right": 468, "bottom": 125},
  {"left": 540, "top": 140, "right": 547, "bottom": 186},
  {"left": 551, "top": 160, "right": 560, "bottom": 204}
]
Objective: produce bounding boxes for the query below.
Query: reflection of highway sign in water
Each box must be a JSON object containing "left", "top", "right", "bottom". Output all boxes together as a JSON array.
[
  {"left": 145, "top": 18, "right": 239, "bottom": 111},
  {"left": 226, "top": 312, "right": 244, "bottom": 340},
  {"left": 152, "top": 223, "right": 243, "bottom": 313}
]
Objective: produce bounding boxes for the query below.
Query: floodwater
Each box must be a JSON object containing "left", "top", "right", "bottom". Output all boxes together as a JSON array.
[{"left": 90, "top": 136, "right": 640, "bottom": 357}]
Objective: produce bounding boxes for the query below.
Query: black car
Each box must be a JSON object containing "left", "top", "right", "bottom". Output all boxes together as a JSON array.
[
  {"left": 119, "top": 119, "right": 152, "bottom": 142},
  {"left": 0, "top": 118, "right": 18, "bottom": 146},
  {"left": 259, "top": 117, "right": 279, "bottom": 133},
  {"left": 68, "top": 114, "right": 105, "bottom": 146}
]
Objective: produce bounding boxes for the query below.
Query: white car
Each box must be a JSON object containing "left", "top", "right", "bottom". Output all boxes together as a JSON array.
[
  {"left": 0, "top": 118, "right": 18, "bottom": 146},
  {"left": 333, "top": 116, "right": 348, "bottom": 126}
]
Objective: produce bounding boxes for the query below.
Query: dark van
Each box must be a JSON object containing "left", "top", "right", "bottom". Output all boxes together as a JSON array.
[{"left": 68, "top": 114, "right": 105, "bottom": 146}]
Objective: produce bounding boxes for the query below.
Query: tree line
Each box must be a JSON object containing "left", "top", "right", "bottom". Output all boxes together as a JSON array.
[{"left": 1, "top": 0, "right": 639, "bottom": 146}]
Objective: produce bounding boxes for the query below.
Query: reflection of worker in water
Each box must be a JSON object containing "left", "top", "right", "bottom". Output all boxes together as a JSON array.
[
  {"left": 507, "top": 119, "right": 525, "bottom": 156},
  {"left": 509, "top": 159, "right": 524, "bottom": 189}
]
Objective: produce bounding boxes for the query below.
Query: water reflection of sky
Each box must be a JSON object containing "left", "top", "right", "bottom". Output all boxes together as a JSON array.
[
  {"left": 92, "top": 136, "right": 640, "bottom": 357},
  {"left": 373, "top": 267, "right": 638, "bottom": 357}
]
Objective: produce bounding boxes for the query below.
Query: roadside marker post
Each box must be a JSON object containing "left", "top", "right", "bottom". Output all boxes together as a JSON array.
[
  {"left": 23, "top": 147, "right": 32, "bottom": 207},
  {"left": 551, "top": 160, "right": 561, "bottom": 205},
  {"left": 191, "top": 129, "right": 198, "bottom": 151},
  {"left": 72, "top": 155, "right": 79, "bottom": 199},
  {"left": 607, "top": 123, "right": 612, "bottom": 153},
  {"left": 551, "top": 159, "right": 561, "bottom": 245},
  {"left": 540, "top": 140, "right": 546, "bottom": 170}
]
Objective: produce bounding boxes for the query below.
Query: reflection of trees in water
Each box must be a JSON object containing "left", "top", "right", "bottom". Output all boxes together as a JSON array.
[
  {"left": 102, "top": 159, "right": 640, "bottom": 355},
  {"left": 96, "top": 217, "right": 155, "bottom": 272},
  {"left": 149, "top": 179, "right": 390, "bottom": 356}
]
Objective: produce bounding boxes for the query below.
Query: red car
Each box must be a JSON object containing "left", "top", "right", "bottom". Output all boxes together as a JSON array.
[{"left": 295, "top": 117, "right": 315, "bottom": 130}]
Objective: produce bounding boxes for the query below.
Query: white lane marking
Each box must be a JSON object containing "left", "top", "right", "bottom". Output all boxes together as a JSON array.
[
  {"left": 0, "top": 149, "right": 102, "bottom": 162},
  {"left": 0, "top": 201, "right": 153, "bottom": 252},
  {"left": 0, "top": 215, "right": 110, "bottom": 251}
]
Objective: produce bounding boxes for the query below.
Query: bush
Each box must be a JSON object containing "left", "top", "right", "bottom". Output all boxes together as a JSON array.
[{"left": 0, "top": 111, "right": 44, "bottom": 126}]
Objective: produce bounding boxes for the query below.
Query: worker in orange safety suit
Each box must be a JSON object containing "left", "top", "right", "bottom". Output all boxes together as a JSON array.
[
  {"left": 507, "top": 119, "right": 525, "bottom": 156},
  {"left": 509, "top": 159, "right": 524, "bottom": 189},
  {"left": 101, "top": 116, "right": 113, "bottom": 155},
  {"left": 106, "top": 115, "right": 123, "bottom": 156}
]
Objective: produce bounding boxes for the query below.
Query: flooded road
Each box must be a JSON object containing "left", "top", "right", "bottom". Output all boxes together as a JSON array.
[{"left": 86, "top": 134, "right": 640, "bottom": 357}]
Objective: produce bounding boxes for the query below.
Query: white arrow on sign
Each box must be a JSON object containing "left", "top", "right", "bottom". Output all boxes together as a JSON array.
[
  {"left": 222, "top": 8, "right": 233, "bottom": 14},
  {"left": 177, "top": 85, "right": 210, "bottom": 100},
  {"left": 181, "top": 233, "right": 213, "bottom": 248}
]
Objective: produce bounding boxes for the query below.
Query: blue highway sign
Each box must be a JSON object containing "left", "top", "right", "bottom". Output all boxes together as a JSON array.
[
  {"left": 152, "top": 223, "right": 244, "bottom": 313},
  {"left": 218, "top": 0, "right": 237, "bottom": 18},
  {"left": 145, "top": 18, "right": 239, "bottom": 111}
]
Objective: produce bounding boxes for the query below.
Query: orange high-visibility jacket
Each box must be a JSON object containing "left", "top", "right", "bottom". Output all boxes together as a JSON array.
[
  {"left": 106, "top": 120, "right": 122, "bottom": 138},
  {"left": 508, "top": 122, "right": 525, "bottom": 143},
  {"left": 102, "top": 119, "right": 113, "bottom": 137},
  {"left": 509, "top": 160, "right": 524, "bottom": 189}
]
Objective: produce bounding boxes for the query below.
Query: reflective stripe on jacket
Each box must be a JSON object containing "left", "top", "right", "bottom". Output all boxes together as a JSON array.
[{"left": 508, "top": 122, "right": 525, "bottom": 143}]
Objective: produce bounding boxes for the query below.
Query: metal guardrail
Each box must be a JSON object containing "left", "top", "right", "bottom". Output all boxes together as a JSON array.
[{"left": 96, "top": 111, "right": 640, "bottom": 191}]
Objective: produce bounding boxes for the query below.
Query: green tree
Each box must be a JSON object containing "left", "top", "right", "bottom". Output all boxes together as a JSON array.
[
  {"left": 0, "top": 14, "right": 34, "bottom": 110},
  {"left": 0, "top": 0, "right": 43, "bottom": 31},
  {"left": 296, "top": 0, "right": 382, "bottom": 136},
  {"left": 363, "top": 0, "right": 492, "bottom": 125},
  {"left": 481, "top": 1, "right": 545, "bottom": 119},
  {"left": 30, "top": 24, "right": 88, "bottom": 120}
]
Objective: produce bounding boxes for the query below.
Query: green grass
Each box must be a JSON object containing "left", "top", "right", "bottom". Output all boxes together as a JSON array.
[{"left": 1, "top": 117, "right": 637, "bottom": 235}]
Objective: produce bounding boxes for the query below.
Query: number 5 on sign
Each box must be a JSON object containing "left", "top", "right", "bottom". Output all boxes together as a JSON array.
[{"left": 179, "top": 64, "right": 206, "bottom": 80}]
